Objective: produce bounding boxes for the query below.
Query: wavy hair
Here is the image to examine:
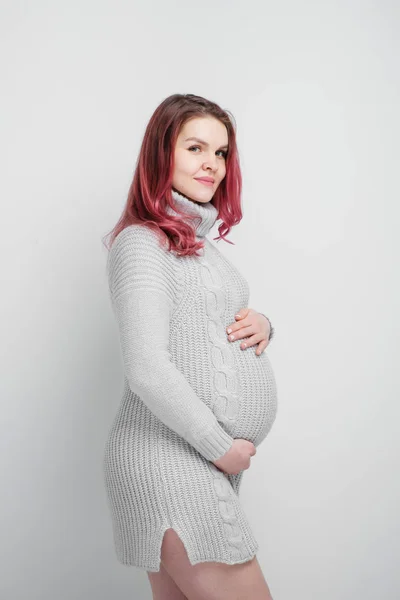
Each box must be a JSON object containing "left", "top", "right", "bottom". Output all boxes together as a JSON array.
[{"left": 102, "top": 93, "right": 243, "bottom": 257}]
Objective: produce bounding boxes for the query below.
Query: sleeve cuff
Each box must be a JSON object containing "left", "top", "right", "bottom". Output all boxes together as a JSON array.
[{"left": 193, "top": 420, "right": 235, "bottom": 462}]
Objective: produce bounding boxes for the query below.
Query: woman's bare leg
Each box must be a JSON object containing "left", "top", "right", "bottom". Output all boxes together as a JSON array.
[
  {"left": 159, "top": 528, "right": 273, "bottom": 600},
  {"left": 147, "top": 561, "right": 188, "bottom": 600}
]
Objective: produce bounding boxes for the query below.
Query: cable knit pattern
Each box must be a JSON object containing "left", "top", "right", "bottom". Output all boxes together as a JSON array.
[
  {"left": 103, "top": 189, "right": 278, "bottom": 571},
  {"left": 196, "top": 243, "right": 245, "bottom": 555},
  {"left": 198, "top": 256, "right": 241, "bottom": 428}
]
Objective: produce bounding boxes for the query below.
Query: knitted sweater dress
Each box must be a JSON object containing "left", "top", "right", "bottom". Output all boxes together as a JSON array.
[{"left": 103, "top": 189, "right": 278, "bottom": 572}]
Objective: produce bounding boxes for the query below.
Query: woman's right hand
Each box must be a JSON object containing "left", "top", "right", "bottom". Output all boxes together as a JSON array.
[{"left": 212, "top": 439, "right": 256, "bottom": 475}]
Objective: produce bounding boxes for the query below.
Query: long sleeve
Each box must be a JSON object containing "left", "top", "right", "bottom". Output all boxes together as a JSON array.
[{"left": 107, "top": 224, "right": 235, "bottom": 462}]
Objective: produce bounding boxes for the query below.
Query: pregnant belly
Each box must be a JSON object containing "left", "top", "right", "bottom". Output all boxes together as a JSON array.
[{"left": 214, "top": 348, "right": 278, "bottom": 447}]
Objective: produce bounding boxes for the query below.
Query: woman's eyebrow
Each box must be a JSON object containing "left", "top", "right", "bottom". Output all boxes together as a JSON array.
[{"left": 184, "top": 136, "right": 229, "bottom": 150}]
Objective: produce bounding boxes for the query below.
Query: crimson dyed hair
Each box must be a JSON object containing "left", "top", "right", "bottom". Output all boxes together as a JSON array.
[{"left": 102, "top": 93, "right": 243, "bottom": 257}]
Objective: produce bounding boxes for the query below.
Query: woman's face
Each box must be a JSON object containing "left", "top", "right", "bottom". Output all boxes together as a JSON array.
[{"left": 172, "top": 116, "right": 229, "bottom": 203}]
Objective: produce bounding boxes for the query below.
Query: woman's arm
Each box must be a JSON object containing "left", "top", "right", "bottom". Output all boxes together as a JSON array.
[{"left": 107, "top": 225, "right": 235, "bottom": 462}]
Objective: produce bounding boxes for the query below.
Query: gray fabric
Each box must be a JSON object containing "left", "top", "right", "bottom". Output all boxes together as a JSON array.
[{"left": 103, "top": 189, "right": 278, "bottom": 571}]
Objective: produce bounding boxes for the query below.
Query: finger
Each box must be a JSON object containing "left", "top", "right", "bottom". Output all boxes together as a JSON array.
[
  {"left": 255, "top": 339, "right": 269, "bottom": 355},
  {"left": 239, "top": 332, "right": 265, "bottom": 350},
  {"left": 226, "top": 319, "right": 250, "bottom": 335},
  {"left": 227, "top": 324, "right": 254, "bottom": 342},
  {"left": 234, "top": 308, "right": 250, "bottom": 320}
]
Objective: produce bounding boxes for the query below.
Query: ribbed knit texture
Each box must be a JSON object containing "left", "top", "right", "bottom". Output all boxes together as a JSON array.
[{"left": 103, "top": 189, "right": 278, "bottom": 571}]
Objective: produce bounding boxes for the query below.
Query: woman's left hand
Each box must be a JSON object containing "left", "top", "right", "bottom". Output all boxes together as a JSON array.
[{"left": 226, "top": 308, "right": 271, "bottom": 356}]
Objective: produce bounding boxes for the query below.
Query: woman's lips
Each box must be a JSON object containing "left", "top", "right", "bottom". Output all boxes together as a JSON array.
[{"left": 195, "top": 179, "right": 214, "bottom": 187}]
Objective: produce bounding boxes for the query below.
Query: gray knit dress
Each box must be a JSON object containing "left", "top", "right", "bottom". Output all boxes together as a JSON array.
[{"left": 103, "top": 189, "right": 278, "bottom": 572}]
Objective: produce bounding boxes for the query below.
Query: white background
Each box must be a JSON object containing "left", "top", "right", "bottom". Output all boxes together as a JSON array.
[{"left": 1, "top": 1, "right": 399, "bottom": 599}]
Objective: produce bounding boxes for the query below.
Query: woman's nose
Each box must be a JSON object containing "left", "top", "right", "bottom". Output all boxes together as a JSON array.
[{"left": 203, "top": 154, "right": 218, "bottom": 171}]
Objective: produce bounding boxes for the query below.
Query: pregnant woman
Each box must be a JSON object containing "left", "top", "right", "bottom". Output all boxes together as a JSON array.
[{"left": 103, "top": 93, "right": 278, "bottom": 600}]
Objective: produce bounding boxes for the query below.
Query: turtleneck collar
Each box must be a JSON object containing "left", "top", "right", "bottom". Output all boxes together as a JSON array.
[{"left": 167, "top": 188, "right": 219, "bottom": 238}]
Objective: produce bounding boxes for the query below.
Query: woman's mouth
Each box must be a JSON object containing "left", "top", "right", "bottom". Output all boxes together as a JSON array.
[{"left": 195, "top": 178, "right": 214, "bottom": 187}]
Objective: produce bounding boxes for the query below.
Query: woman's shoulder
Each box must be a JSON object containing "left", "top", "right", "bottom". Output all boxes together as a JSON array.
[
  {"left": 110, "top": 223, "right": 171, "bottom": 259},
  {"left": 107, "top": 224, "right": 178, "bottom": 300}
]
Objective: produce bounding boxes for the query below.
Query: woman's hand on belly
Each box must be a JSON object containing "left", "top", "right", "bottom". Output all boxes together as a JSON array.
[
  {"left": 226, "top": 308, "right": 271, "bottom": 356},
  {"left": 212, "top": 438, "right": 257, "bottom": 476}
]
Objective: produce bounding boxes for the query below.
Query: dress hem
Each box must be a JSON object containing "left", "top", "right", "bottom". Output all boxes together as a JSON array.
[{"left": 114, "top": 523, "right": 259, "bottom": 573}]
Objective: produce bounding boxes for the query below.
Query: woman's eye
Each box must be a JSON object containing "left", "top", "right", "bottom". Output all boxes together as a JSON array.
[{"left": 188, "top": 146, "right": 227, "bottom": 158}]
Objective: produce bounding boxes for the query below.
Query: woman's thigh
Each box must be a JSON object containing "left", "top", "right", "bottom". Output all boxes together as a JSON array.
[
  {"left": 147, "top": 562, "right": 187, "bottom": 600},
  {"left": 160, "top": 528, "right": 273, "bottom": 600}
]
